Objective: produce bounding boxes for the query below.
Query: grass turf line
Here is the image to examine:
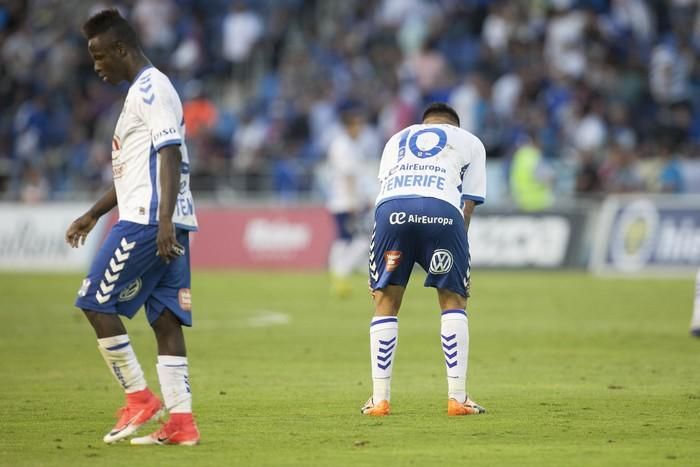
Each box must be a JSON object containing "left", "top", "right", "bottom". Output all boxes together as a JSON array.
[{"left": 0, "top": 271, "right": 698, "bottom": 466}]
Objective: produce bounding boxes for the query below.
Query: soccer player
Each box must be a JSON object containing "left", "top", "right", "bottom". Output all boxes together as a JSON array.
[
  {"left": 362, "top": 102, "right": 487, "bottom": 416},
  {"left": 691, "top": 268, "right": 700, "bottom": 337},
  {"left": 65, "top": 9, "right": 199, "bottom": 445},
  {"left": 325, "top": 102, "right": 378, "bottom": 297}
]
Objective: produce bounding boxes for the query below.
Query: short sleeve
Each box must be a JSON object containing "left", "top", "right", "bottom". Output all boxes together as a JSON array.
[
  {"left": 136, "top": 74, "right": 183, "bottom": 151},
  {"left": 461, "top": 137, "right": 486, "bottom": 205},
  {"left": 377, "top": 134, "right": 397, "bottom": 180}
]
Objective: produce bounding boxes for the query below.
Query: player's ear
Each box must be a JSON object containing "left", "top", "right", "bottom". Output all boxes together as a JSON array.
[{"left": 114, "top": 40, "right": 128, "bottom": 58}]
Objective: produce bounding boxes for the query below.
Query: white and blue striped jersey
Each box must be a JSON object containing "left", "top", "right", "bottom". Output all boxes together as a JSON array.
[
  {"left": 111, "top": 65, "right": 197, "bottom": 230},
  {"left": 375, "top": 123, "right": 486, "bottom": 214}
]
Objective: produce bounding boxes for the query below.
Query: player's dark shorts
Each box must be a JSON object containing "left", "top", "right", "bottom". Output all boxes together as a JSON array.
[
  {"left": 333, "top": 209, "right": 372, "bottom": 241},
  {"left": 369, "top": 197, "right": 470, "bottom": 297},
  {"left": 75, "top": 221, "right": 193, "bottom": 326}
]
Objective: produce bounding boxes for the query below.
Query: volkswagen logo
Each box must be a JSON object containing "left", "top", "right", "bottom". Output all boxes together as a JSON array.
[
  {"left": 429, "top": 249, "right": 453, "bottom": 274},
  {"left": 118, "top": 278, "right": 142, "bottom": 302}
]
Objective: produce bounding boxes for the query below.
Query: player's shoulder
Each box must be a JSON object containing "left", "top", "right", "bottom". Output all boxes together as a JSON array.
[
  {"left": 132, "top": 67, "right": 177, "bottom": 96},
  {"left": 447, "top": 125, "right": 485, "bottom": 154}
]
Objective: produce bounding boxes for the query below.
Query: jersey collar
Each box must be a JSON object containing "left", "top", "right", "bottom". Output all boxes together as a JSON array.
[{"left": 131, "top": 65, "right": 154, "bottom": 84}]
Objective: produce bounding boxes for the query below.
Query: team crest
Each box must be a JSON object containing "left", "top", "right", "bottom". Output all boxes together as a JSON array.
[
  {"left": 178, "top": 288, "right": 192, "bottom": 311},
  {"left": 429, "top": 249, "right": 453, "bottom": 274},
  {"left": 118, "top": 278, "right": 142, "bottom": 302},
  {"left": 384, "top": 251, "right": 402, "bottom": 272}
]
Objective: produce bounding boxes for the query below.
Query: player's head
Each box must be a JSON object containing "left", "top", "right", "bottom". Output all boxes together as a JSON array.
[
  {"left": 338, "top": 99, "right": 366, "bottom": 139},
  {"left": 422, "top": 102, "right": 460, "bottom": 127},
  {"left": 82, "top": 9, "right": 141, "bottom": 85}
]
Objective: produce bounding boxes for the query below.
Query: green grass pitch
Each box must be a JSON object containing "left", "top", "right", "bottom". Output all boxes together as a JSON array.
[{"left": 1, "top": 271, "right": 699, "bottom": 466}]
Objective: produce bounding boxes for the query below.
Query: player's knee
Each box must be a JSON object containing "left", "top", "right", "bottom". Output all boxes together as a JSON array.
[
  {"left": 82, "top": 309, "right": 126, "bottom": 337},
  {"left": 151, "top": 309, "right": 182, "bottom": 333},
  {"left": 373, "top": 287, "right": 403, "bottom": 316},
  {"left": 437, "top": 289, "right": 466, "bottom": 311}
]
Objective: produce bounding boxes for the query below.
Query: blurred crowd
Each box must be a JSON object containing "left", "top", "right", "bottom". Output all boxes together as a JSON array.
[{"left": 1, "top": 0, "right": 700, "bottom": 205}]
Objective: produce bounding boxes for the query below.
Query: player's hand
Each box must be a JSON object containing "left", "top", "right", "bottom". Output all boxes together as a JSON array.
[
  {"left": 156, "top": 219, "right": 184, "bottom": 263},
  {"left": 65, "top": 213, "right": 98, "bottom": 248}
]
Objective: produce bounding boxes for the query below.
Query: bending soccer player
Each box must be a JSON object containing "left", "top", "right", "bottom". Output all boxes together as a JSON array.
[
  {"left": 362, "top": 102, "right": 487, "bottom": 416},
  {"left": 65, "top": 10, "right": 199, "bottom": 445}
]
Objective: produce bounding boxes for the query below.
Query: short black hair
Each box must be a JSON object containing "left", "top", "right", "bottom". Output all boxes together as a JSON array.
[
  {"left": 422, "top": 102, "right": 460, "bottom": 126},
  {"left": 82, "top": 9, "right": 140, "bottom": 49}
]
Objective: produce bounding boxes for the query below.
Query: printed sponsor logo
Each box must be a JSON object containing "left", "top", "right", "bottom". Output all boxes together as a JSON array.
[
  {"left": 78, "top": 278, "right": 91, "bottom": 297},
  {"left": 178, "top": 288, "right": 192, "bottom": 311},
  {"left": 470, "top": 216, "right": 570, "bottom": 267},
  {"left": 608, "top": 199, "right": 658, "bottom": 272},
  {"left": 601, "top": 198, "right": 700, "bottom": 272},
  {"left": 429, "top": 249, "right": 453, "bottom": 274},
  {"left": 243, "top": 218, "right": 311, "bottom": 254},
  {"left": 155, "top": 128, "right": 178, "bottom": 140},
  {"left": 384, "top": 250, "right": 402, "bottom": 272},
  {"left": 389, "top": 211, "right": 453, "bottom": 225},
  {"left": 389, "top": 212, "right": 406, "bottom": 224},
  {"left": 118, "top": 278, "right": 142, "bottom": 302}
]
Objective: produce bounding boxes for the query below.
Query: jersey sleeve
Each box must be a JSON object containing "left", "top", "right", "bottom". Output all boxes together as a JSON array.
[
  {"left": 377, "top": 134, "right": 397, "bottom": 180},
  {"left": 461, "top": 137, "right": 486, "bottom": 205},
  {"left": 137, "top": 76, "right": 184, "bottom": 152}
]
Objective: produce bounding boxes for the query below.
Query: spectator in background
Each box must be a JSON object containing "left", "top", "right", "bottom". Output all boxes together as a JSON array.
[
  {"left": 598, "top": 142, "right": 644, "bottom": 193},
  {"left": 222, "top": 1, "right": 263, "bottom": 81},
  {"left": 19, "top": 164, "right": 48, "bottom": 203},
  {"left": 656, "top": 145, "right": 685, "bottom": 193},
  {"left": 509, "top": 136, "right": 554, "bottom": 212},
  {"left": 2, "top": 0, "right": 700, "bottom": 202}
]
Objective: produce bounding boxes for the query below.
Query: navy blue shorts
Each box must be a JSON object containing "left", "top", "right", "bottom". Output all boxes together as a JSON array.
[
  {"left": 369, "top": 197, "right": 470, "bottom": 297},
  {"left": 75, "top": 221, "right": 193, "bottom": 326}
]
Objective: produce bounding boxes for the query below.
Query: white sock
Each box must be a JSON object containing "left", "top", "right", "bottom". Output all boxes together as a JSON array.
[
  {"left": 370, "top": 316, "right": 398, "bottom": 402},
  {"left": 329, "top": 239, "right": 352, "bottom": 277},
  {"left": 692, "top": 269, "right": 700, "bottom": 330},
  {"left": 441, "top": 309, "right": 469, "bottom": 402},
  {"left": 97, "top": 334, "right": 147, "bottom": 394},
  {"left": 156, "top": 355, "right": 192, "bottom": 413}
]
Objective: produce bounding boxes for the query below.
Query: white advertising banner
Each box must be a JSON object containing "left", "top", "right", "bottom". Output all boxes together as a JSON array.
[
  {"left": 469, "top": 214, "right": 575, "bottom": 268},
  {"left": 0, "top": 203, "right": 109, "bottom": 271}
]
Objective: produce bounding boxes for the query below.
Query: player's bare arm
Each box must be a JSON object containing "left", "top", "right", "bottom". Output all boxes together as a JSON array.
[
  {"left": 462, "top": 200, "right": 476, "bottom": 232},
  {"left": 65, "top": 184, "right": 117, "bottom": 248},
  {"left": 156, "top": 145, "right": 184, "bottom": 262}
]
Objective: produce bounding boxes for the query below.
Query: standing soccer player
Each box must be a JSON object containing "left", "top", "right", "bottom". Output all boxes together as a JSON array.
[
  {"left": 65, "top": 9, "right": 199, "bottom": 445},
  {"left": 325, "top": 102, "right": 378, "bottom": 297},
  {"left": 362, "top": 103, "right": 487, "bottom": 416},
  {"left": 691, "top": 269, "right": 700, "bottom": 337}
]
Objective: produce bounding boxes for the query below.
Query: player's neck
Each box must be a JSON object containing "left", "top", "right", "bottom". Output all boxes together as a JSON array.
[{"left": 125, "top": 53, "right": 152, "bottom": 84}]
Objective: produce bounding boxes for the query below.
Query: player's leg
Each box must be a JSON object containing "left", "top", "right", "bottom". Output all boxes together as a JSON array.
[
  {"left": 131, "top": 230, "right": 199, "bottom": 446},
  {"left": 362, "top": 284, "right": 405, "bottom": 415},
  {"left": 329, "top": 212, "right": 354, "bottom": 297},
  {"left": 75, "top": 222, "right": 164, "bottom": 443},
  {"left": 417, "top": 199, "right": 484, "bottom": 415},
  {"left": 691, "top": 268, "right": 700, "bottom": 337},
  {"left": 437, "top": 288, "right": 485, "bottom": 415},
  {"left": 362, "top": 201, "right": 414, "bottom": 416}
]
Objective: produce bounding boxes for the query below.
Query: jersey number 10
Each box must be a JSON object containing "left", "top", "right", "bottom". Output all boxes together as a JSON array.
[{"left": 397, "top": 127, "right": 447, "bottom": 162}]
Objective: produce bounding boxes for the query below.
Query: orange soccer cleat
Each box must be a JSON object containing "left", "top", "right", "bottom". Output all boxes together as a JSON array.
[
  {"left": 103, "top": 388, "right": 163, "bottom": 443},
  {"left": 130, "top": 413, "right": 200, "bottom": 446},
  {"left": 361, "top": 397, "right": 391, "bottom": 416},
  {"left": 447, "top": 397, "right": 486, "bottom": 416}
]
